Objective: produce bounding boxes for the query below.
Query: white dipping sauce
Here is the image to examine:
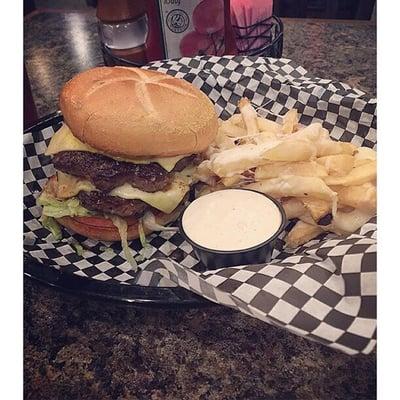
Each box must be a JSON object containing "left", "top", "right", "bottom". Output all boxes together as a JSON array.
[{"left": 182, "top": 189, "right": 283, "bottom": 251}]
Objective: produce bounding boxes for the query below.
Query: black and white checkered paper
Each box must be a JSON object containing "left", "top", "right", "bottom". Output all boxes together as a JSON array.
[{"left": 24, "top": 56, "right": 377, "bottom": 355}]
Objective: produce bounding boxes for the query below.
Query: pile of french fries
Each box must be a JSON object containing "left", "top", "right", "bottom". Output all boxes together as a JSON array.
[{"left": 195, "top": 98, "right": 377, "bottom": 247}]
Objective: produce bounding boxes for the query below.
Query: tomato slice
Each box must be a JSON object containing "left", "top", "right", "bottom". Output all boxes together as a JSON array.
[{"left": 72, "top": 215, "right": 137, "bottom": 228}]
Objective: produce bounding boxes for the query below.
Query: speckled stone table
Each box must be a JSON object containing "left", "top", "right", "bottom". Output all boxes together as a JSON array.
[{"left": 24, "top": 10, "right": 376, "bottom": 400}]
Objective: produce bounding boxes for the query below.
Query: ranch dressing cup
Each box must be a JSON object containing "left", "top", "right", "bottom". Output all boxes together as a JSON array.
[{"left": 179, "top": 189, "right": 286, "bottom": 269}]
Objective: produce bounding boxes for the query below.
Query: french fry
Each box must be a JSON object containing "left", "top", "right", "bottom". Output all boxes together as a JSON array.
[
  {"left": 285, "top": 220, "right": 323, "bottom": 248},
  {"left": 301, "top": 197, "right": 331, "bottom": 221},
  {"left": 257, "top": 117, "right": 283, "bottom": 134},
  {"left": 329, "top": 208, "right": 375, "bottom": 234},
  {"left": 246, "top": 176, "right": 337, "bottom": 213},
  {"left": 354, "top": 146, "right": 377, "bottom": 167},
  {"left": 288, "top": 123, "right": 330, "bottom": 143},
  {"left": 204, "top": 143, "right": 219, "bottom": 159},
  {"left": 316, "top": 154, "right": 354, "bottom": 176},
  {"left": 209, "top": 141, "right": 280, "bottom": 177},
  {"left": 219, "top": 120, "right": 247, "bottom": 138},
  {"left": 337, "top": 205, "right": 354, "bottom": 213},
  {"left": 238, "top": 98, "right": 259, "bottom": 135},
  {"left": 255, "top": 161, "right": 327, "bottom": 180},
  {"left": 353, "top": 159, "right": 373, "bottom": 168},
  {"left": 257, "top": 131, "right": 279, "bottom": 141},
  {"left": 228, "top": 113, "right": 245, "bottom": 128},
  {"left": 195, "top": 160, "right": 218, "bottom": 185},
  {"left": 331, "top": 182, "right": 377, "bottom": 212},
  {"left": 214, "top": 131, "right": 236, "bottom": 150},
  {"left": 231, "top": 132, "right": 277, "bottom": 145},
  {"left": 221, "top": 175, "right": 243, "bottom": 187},
  {"left": 281, "top": 198, "right": 307, "bottom": 219},
  {"left": 263, "top": 140, "right": 317, "bottom": 162},
  {"left": 323, "top": 160, "right": 376, "bottom": 186},
  {"left": 298, "top": 213, "right": 318, "bottom": 226},
  {"left": 282, "top": 109, "right": 299, "bottom": 134},
  {"left": 316, "top": 140, "right": 356, "bottom": 157},
  {"left": 210, "top": 138, "right": 318, "bottom": 177}
]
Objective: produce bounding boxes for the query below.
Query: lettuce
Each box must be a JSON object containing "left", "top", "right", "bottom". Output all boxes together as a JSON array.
[
  {"left": 37, "top": 192, "right": 91, "bottom": 218},
  {"left": 41, "top": 215, "right": 62, "bottom": 240},
  {"left": 138, "top": 219, "right": 147, "bottom": 249},
  {"left": 138, "top": 217, "right": 156, "bottom": 261},
  {"left": 107, "top": 215, "right": 138, "bottom": 271},
  {"left": 72, "top": 242, "right": 84, "bottom": 256},
  {"left": 142, "top": 211, "right": 179, "bottom": 233}
]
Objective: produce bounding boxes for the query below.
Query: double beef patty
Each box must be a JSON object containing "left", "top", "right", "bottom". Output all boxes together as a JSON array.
[{"left": 53, "top": 151, "right": 199, "bottom": 217}]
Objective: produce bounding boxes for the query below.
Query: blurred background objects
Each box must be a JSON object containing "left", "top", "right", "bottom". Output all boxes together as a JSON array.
[
  {"left": 23, "top": 0, "right": 376, "bottom": 126},
  {"left": 25, "top": 0, "right": 376, "bottom": 20},
  {"left": 273, "top": 0, "right": 376, "bottom": 20}
]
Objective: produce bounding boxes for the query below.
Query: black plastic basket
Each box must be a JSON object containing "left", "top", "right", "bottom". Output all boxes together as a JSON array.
[
  {"left": 101, "top": 15, "right": 284, "bottom": 67},
  {"left": 232, "top": 15, "right": 283, "bottom": 58}
]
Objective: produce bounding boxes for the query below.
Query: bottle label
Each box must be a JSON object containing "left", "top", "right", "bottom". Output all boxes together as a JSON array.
[{"left": 158, "top": 0, "right": 226, "bottom": 58}]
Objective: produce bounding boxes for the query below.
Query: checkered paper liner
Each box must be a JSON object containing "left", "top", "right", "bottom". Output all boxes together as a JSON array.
[{"left": 23, "top": 56, "right": 377, "bottom": 354}]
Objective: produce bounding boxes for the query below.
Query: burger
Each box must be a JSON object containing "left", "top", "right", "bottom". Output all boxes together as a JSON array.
[{"left": 38, "top": 66, "right": 218, "bottom": 258}]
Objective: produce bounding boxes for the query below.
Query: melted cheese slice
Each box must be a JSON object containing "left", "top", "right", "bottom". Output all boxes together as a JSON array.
[
  {"left": 46, "top": 124, "right": 189, "bottom": 172},
  {"left": 55, "top": 172, "right": 189, "bottom": 214},
  {"left": 110, "top": 178, "right": 189, "bottom": 214}
]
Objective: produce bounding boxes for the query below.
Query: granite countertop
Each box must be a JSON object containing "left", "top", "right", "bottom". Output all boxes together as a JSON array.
[{"left": 24, "top": 10, "right": 376, "bottom": 400}]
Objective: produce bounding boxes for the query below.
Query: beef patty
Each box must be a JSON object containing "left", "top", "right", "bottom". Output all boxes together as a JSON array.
[
  {"left": 53, "top": 151, "right": 200, "bottom": 193},
  {"left": 53, "top": 151, "right": 171, "bottom": 192},
  {"left": 78, "top": 191, "right": 148, "bottom": 218}
]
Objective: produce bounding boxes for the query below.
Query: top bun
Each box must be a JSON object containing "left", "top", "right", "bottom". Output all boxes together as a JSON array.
[{"left": 59, "top": 67, "right": 219, "bottom": 157}]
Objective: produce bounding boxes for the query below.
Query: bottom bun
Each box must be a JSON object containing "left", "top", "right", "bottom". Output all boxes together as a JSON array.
[{"left": 57, "top": 208, "right": 182, "bottom": 241}]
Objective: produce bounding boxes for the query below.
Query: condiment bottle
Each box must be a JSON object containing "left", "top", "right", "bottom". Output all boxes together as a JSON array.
[{"left": 97, "top": 0, "right": 164, "bottom": 66}]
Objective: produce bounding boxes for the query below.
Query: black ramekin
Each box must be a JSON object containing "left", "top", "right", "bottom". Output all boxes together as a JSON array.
[{"left": 178, "top": 189, "right": 287, "bottom": 270}]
